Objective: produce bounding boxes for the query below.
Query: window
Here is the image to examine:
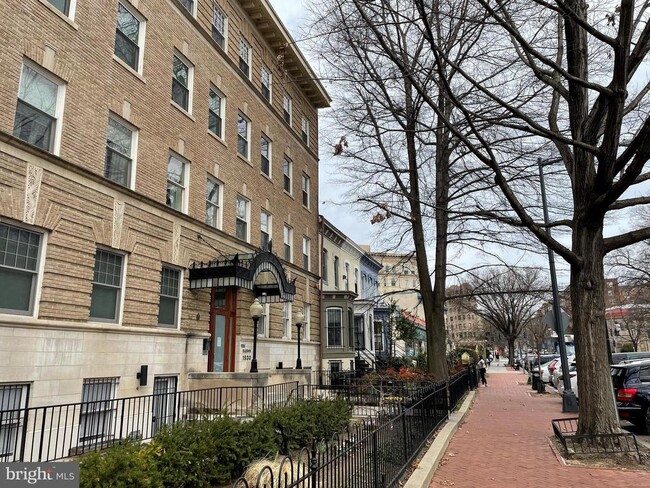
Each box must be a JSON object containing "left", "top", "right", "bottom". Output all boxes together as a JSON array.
[
  {"left": 0, "top": 384, "right": 29, "bottom": 459},
  {"left": 208, "top": 88, "right": 224, "bottom": 138},
  {"left": 211, "top": 4, "right": 227, "bottom": 49},
  {"left": 258, "top": 303, "right": 270, "bottom": 337},
  {"left": 158, "top": 266, "right": 181, "bottom": 328},
  {"left": 283, "top": 225, "right": 293, "bottom": 262},
  {"left": 179, "top": 0, "right": 194, "bottom": 15},
  {"left": 283, "top": 93, "right": 292, "bottom": 125},
  {"left": 302, "top": 237, "right": 310, "bottom": 271},
  {"left": 283, "top": 157, "right": 292, "bottom": 193},
  {"left": 327, "top": 308, "right": 343, "bottom": 348},
  {"left": 355, "top": 315, "right": 365, "bottom": 349},
  {"left": 152, "top": 376, "right": 178, "bottom": 435},
  {"left": 354, "top": 268, "right": 359, "bottom": 294},
  {"left": 105, "top": 116, "right": 136, "bottom": 188},
  {"left": 283, "top": 302, "right": 292, "bottom": 339},
  {"left": 345, "top": 263, "right": 350, "bottom": 290},
  {"left": 302, "top": 174, "right": 310, "bottom": 208},
  {"left": 47, "top": 0, "right": 74, "bottom": 18},
  {"left": 206, "top": 176, "right": 222, "bottom": 229},
  {"left": 237, "top": 114, "right": 250, "bottom": 159},
  {"left": 89, "top": 249, "right": 124, "bottom": 323},
  {"left": 0, "top": 223, "right": 43, "bottom": 315},
  {"left": 301, "top": 117, "right": 309, "bottom": 145},
  {"left": 261, "top": 135, "right": 271, "bottom": 176},
  {"left": 14, "top": 63, "right": 65, "bottom": 153},
  {"left": 236, "top": 196, "right": 250, "bottom": 242},
  {"left": 391, "top": 278, "right": 396, "bottom": 286},
  {"left": 260, "top": 210, "right": 271, "bottom": 250},
  {"left": 334, "top": 256, "right": 340, "bottom": 288},
  {"left": 166, "top": 153, "right": 188, "bottom": 213},
  {"left": 172, "top": 53, "right": 192, "bottom": 112},
  {"left": 261, "top": 65, "right": 271, "bottom": 101},
  {"left": 114, "top": 2, "right": 144, "bottom": 72},
  {"left": 322, "top": 249, "right": 328, "bottom": 282},
  {"left": 302, "top": 303, "right": 310, "bottom": 341},
  {"left": 79, "top": 378, "right": 117, "bottom": 446},
  {"left": 239, "top": 38, "right": 251, "bottom": 78}
]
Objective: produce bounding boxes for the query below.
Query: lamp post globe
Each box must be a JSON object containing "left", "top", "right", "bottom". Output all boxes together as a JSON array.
[
  {"left": 295, "top": 309, "right": 305, "bottom": 369},
  {"left": 249, "top": 298, "right": 264, "bottom": 373}
]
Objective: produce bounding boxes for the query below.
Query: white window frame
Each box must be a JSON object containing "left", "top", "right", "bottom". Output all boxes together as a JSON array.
[
  {"left": 261, "top": 64, "right": 272, "bottom": 101},
  {"left": 283, "top": 93, "right": 292, "bottom": 126},
  {"left": 166, "top": 152, "right": 189, "bottom": 214},
  {"left": 88, "top": 248, "right": 127, "bottom": 325},
  {"left": 283, "top": 156, "right": 292, "bottom": 194},
  {"left": 301, "top": 173, "right": 310, "bottom": 209},
  {"left": 208, "top": 85, "right": 225, "bottom": 140},
  {"left": 239, "top": 37, "right": 252, "bottom": 79},
  {"left": 261, "top": 134, "right": 272, "bottom": 177},
  {"left": 15, "top": 61, "right": 66, "bottom": 155},
  {"left": 260, "top": 210, "right": 272, "bottom": 250},
  {"left": 114, "top": 1, "right": 146, "bottom": 74},
  {"left": 211, "top": 3, "right": 228, "bottom": 50},
  {"left": 303, "top": 303, "right": 310, "bottom": 341},
  {"left": 327, "top": 307, "right": 343, "bottom": 348},
  {"left": 179, "top": 0, "right": 196, "bottom": 17},
  {"left": 105, "top": 113, "right": 138, "bottom": 190},
  {"left": 283, "top": 301, "right": 292, "bottom": 339},
  {"left": 322, "top": 249, "right": 328, "bottom": 283},
  {"left": 283, "top": 225, "right": 293, "bottom": 263},
  {"left": 237, "top": 113, "right": 251, "bottom": 160},
  {"left": 171, "top": 50, "right": 194, "bottom": 114},
  {"left": 0, "top": 221, "right": 47, "bottom": 318},
  {"left": 258, "top": 302, "right": 270, "bottom": 338},
  {"left": 206, "top": 175, "right": 223, "bottom": 230},
  {"left": 46, "top": 0, "right": 77, "bottom": 20},
  {"left": 235, "top": 195, "right": 251, "bottom": 243},
  {"left": 0, "top": 383, "right": 30, "bottom": 458},
  {"left": 301, "top": 116, "right": 309, "bottom": 146},
  {"left": 157, "top": 265, "right": 183, "bottom": 329},
  {"left": 302, "top": 236, "right": 310, "bottom": 272},
  {"left": 79, "top": 378, "right": 118, "bottom": 447}
]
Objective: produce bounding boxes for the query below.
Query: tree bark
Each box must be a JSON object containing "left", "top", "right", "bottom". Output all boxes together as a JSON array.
[
  {"left": 507, "top": 336, "right": 515, "bottom": 367},
  {"left": 572, "top": 225, "right": 619, "bottom": 435}
]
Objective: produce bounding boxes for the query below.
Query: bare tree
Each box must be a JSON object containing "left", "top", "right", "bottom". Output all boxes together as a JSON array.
[
  {"left": 526, "top": 310, "right": 553, "bottom": 384},
  {"left": 307, "top": 0, "right": 497, "bottom": 379},
  {"left": 467, "top": 268, "right": 547, "bottom": 367},
  {"left": 342, "top": 0, "right": 650, "bottom": 435}
]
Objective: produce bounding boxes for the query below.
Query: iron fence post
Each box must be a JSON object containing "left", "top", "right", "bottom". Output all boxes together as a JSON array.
[
  {"left": 310, "top": 440, "right": 318, "bottom": 488},
  {"left": 372, "top": 428, "right": 379, "bottom": 486},
  {"left": 37, "top": 408, "right": 47, "bottom": 462},
  {"left": 19, "top": 407, "right": 29, "bottom": 462},
  {"left": 401, "top": 407, "right": 408, "bottom": 463},
  {"left": 119, "top": 398, "right": 125, "bottom": 440}
]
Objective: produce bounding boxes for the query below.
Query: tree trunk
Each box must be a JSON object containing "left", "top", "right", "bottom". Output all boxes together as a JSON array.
[
  {"left": 507, "top": 336, "right": 515, "bottom": 367},
  {"left": 572, "top": 226, "right": 620, "bottom": 435}
]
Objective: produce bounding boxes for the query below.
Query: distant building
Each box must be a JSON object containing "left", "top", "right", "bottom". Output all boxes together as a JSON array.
[
  {"left": 371, "top": 252, "right": 423, "bottom": 320},
  {"left": 445, "top": 283, "right": 485, "bottom": 346}
]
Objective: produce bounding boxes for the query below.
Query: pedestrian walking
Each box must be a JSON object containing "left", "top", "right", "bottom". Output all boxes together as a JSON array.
[{"left": 478, "top": 356, "right": 488, "bottom": 386}]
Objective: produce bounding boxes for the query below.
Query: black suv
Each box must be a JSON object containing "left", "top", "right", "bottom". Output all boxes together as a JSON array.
[{"left": 611, "top": 360, "right": 650, "bottom": 433}]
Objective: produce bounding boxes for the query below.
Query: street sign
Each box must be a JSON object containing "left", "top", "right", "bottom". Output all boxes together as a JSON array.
[{"left": 543, "top": 309, "right": 570, "bottom": 330}]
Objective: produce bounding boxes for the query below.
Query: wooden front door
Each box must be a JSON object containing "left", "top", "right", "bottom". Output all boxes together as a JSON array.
[{"left": 208, "top": 288, "right": 237, "bottom": 372}]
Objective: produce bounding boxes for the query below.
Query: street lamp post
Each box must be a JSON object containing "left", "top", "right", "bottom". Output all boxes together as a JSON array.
[
  {"left": 295, "top": 309, "right": 305, "bottom": 369},
  {"left": 538, "top": 158, "right": 578, "bottom": 413},
  {"left": 249, "top": 298, "right": 263, "bottom": 373}
]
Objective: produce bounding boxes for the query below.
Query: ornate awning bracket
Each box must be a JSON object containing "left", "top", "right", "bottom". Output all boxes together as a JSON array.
[{"left": 188, "top": 250, "right": 296, "bottom": 302}]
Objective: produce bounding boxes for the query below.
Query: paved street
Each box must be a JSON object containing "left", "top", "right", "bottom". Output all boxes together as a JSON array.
[{"left": 430, "top": 361, "right": 650, "bottom": 488}]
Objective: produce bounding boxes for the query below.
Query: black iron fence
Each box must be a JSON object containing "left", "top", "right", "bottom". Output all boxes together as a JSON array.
[
  {"left": 551, "top": 417, "right": 640, "bottom": 458},
  {"left": 232, "top": 379, "right": 457, "bottom": 488},
  {"left": 0, "top": 381, "right": 299, "bottom": 463}
]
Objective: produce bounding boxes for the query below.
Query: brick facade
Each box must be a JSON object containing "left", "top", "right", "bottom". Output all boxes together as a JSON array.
[{"left": 0, "top": 0, "right": 329, "bottom": 405}]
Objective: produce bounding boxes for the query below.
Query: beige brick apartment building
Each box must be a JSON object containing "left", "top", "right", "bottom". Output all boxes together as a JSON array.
[{"left": 0, "top": 0, "right": 329, "bottom": 424}]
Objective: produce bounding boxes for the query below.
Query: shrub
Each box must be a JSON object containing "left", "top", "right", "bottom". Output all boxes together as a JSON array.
[
  {"left": 258, "top": 398, "right": 353, "bottom": 451},
  {"left": 620, "top": 343, "right": 635, "bottom": 353},
  {"left": 79, "top": 441, "right": 163, "bottom": 488},
  {"left": 154, "top": 416, "right": 241, "bottom": 487}
]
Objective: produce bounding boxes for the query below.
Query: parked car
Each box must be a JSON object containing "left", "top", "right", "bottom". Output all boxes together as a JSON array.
[
  {"left": 526, "top": 354, "right": 559, "bottom": 371},
  {"left": 540, "top": 359, "right": 559, "bottom": 383},
  {"left": 611, "top": 352, "right": 650, "bottom": 364},
  {"left": 556, "top": 359, "right": 578, "bottom": 399},
  {"left": 549, "top": 356, "right": 575, "bottom": 388},
  {"left": 611, "top": 360, "right": 650, "bottom": 434}
]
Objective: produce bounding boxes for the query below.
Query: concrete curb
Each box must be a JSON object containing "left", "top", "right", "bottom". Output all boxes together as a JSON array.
[{"left": 403, "top": 390, "right": 477, "bottom": 488}]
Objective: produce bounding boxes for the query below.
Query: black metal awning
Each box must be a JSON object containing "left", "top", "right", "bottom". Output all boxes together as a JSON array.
[{"left": 188, "top": 250, "right": 296, "bottom": 303}]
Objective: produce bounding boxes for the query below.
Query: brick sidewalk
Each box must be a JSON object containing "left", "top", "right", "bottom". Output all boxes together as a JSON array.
[{"left": 430, "top": 369, "right": 650, "bottom": 488}]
